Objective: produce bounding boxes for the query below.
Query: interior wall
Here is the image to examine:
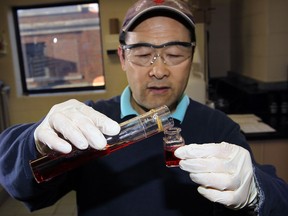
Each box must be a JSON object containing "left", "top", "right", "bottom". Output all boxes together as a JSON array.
[
  {"left": 230, "top": 0, "right": 288, "bottom": 83},
  {"left": 0, "top": 0, "right": 132, "bottom": 125},
  {"left": 208, "top": 0, "right": 288, "bottom": 83},
  {"left": 266, "top": 0, "right": 288, "bottom": 82},
  {"left": 208, "top": 0, "right": 231, "bottom": 78}
]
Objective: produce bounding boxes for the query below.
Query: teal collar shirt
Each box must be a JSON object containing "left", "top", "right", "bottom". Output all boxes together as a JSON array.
[{"left": 120, "top": 86, "right": 189, "bottom": 123}]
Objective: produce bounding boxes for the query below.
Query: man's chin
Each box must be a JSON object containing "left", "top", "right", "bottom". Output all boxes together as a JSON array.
[
  {"left": 141, "top": 102, "right": 170, "bottom": 111},
  {"left": 131, "top": 97, "right": 175, "bottom": 113}
]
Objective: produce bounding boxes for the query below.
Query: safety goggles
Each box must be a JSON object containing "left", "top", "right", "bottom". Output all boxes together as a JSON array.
[{"left": 122, "top": 41, "right": 195, "bottom": 67}]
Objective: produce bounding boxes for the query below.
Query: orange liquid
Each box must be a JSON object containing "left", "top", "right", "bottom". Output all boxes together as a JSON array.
[{"left": 30, "top": 141, "right": 131, "bottom": 183}]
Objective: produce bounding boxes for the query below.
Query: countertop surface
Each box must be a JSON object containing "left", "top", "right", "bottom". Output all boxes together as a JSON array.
[{"left": 243, "top": 114, "right": 288, "bottom": 140}]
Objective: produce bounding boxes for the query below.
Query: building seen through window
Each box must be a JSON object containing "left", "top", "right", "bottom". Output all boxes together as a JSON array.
[{"left": 13, "top": 1, "right": 105, "bottom": 94}]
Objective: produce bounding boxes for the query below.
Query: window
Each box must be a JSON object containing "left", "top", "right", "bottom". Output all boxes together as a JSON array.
[{"left": 13, "top": 0, "right": 105, "bottom": 95}]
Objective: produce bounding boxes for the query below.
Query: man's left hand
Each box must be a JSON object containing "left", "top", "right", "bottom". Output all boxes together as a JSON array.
[{"left": 174, "top": 142, "right": 258, "bottom": 209}]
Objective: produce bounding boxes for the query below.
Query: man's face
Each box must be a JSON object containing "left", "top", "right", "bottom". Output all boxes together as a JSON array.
[{"left": 119, "top": 16, "right": 193, "bottom": 114}]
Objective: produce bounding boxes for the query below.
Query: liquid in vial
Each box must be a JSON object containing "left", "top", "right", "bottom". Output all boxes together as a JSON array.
[{"left": 163, "top": 127, "right": 185, "bottom": 167}]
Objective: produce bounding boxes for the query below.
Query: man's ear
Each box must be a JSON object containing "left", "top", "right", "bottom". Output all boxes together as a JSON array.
[{"left": 118, "top": 46, "right": 126, "bottom": 71}]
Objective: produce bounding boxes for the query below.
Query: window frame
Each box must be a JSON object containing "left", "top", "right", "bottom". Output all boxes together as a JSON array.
[{"left": 12, "top": 0, "right": 106, "bottom": 95}]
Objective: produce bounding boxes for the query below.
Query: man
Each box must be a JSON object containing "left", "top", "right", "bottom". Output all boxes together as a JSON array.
[{"left": 0, "top": 0, "right": 287, "bottom": 215}]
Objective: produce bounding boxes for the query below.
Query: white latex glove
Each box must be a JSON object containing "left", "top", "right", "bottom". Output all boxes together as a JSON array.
[
  {"left": 34, "top": 99, "right": 120, "bottom": 154},
  {"left": 174, "top": 142, "right": 258, "bottom": 209}
]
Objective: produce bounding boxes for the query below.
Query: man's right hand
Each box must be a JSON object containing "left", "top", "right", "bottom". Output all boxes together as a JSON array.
[{"left": 34, "top": 99, "right": 121, "bottom": 155}]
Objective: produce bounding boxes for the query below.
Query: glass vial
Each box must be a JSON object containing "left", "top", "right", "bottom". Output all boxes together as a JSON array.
[{"left": 163, "top": 127, "right": 185, "bottom": 167}]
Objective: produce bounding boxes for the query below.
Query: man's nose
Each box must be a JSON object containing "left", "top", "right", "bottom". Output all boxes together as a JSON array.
[{"left": 150, "top": 55, "right": 169, "bottom": 79}]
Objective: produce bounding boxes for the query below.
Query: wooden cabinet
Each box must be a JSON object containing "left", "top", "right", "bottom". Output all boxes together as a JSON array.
[{"left": 249, "top": 139, "right": 288, "bottom": 182}]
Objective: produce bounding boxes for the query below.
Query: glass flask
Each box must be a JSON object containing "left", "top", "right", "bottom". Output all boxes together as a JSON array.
[{"left": 30, "top": 105, "right": 174, "bottom": 183}]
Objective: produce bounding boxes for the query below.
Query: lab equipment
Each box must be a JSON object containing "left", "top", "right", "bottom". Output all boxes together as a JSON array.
[
  {"left": 163, "top": 127, "right": 185, "bottom": 167},
  {"left": 30, "top": 105, "right": 174, "bottom": 183}
]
